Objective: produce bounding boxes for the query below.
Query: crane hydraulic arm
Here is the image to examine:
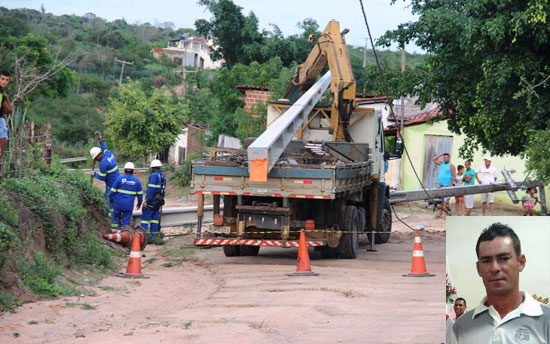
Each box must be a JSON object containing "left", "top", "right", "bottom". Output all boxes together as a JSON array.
[{"left": 284, "top": 20, "right": 356, "bottom": 142}]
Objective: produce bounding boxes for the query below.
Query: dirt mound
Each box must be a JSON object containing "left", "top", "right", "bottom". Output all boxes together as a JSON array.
[{"left": 0, "top": 164, "right": 121, "bottom": 312}]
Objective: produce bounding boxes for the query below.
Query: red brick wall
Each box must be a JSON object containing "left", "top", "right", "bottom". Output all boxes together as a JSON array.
[
  {"left": 243, "top": 89, "right": 272, "bottom": 113},
  {"left": 186, "top": 125, "right": 206, "bottom": 158}
]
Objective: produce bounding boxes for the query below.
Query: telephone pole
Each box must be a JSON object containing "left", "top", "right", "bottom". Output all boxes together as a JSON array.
[{"left": 114, "top": 58, "right": 134, "bottom": 85}]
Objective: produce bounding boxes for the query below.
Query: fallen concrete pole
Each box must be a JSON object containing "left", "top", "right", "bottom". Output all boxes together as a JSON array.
[
  {"left": 390, "top": 181, "right": 547, "bottom": 215},
  {"left": 132, "top": 205, "right": 217, "bottom": 228}
]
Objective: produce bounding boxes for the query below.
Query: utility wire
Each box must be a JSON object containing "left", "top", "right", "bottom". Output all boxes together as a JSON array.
[{"left": 358, "top": 0, "right": 434, "bottom": 202}]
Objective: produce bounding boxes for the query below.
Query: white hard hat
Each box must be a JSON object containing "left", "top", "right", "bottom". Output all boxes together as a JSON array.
[
  {"left": 484, "top": 156, "right": 492, "bottom": 161},
  {"left": 124, "top": 162, "right": 135, "bottom": 170},
  {"left": 150, "top": 159, "right": 162, "bottom": 168},
  {"left": 90, "top": 147, "right": 101, "bottom": 159}
]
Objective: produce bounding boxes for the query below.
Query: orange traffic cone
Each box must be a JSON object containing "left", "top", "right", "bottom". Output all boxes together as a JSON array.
[
  {"left": 118, "top": 231, "right": 149, "bottom": 279},
  {"left": 103, "top": 231, "right": 133, "bottom": 246},
  {"left": 403, "top": 229, "right": 435, "bottom": 277},
  {"left": 288, "top": 230, "right": 319, "bottom": 276}
]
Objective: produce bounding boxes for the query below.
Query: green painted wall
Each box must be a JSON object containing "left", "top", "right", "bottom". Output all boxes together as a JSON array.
[{"left": 398, "top": 120, "right": 546, "bottom": 207}]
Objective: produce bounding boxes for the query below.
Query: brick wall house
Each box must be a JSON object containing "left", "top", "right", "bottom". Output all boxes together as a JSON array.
[{"left": 236, "top": 85, "right": 272, "bottom": 114}]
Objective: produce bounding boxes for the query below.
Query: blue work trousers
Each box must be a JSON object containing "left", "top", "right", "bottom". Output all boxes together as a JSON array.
[
  {"left": 140, "top": 206, "right": 160, "bottom": 240},
  {"left": 111, "top": 208, "right": 132, "bottom": 232}
]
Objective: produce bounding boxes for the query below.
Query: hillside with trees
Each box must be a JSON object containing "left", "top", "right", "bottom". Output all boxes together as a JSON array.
[{"left": 0, "top": 3, "right": 424, "bottom": 162}]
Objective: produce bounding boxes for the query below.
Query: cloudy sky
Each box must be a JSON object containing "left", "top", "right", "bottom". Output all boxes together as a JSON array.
[{"left": 3, "top": 0, "right": 421, "bottom": 52}]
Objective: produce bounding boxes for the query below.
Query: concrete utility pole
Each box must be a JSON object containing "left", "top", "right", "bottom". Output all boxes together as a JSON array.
[
  {"left": 115, "top": 58, "right": 134, "bottom": 85},
  {"left": 181, "top": 44, "right": 197, "bottom": 97}
]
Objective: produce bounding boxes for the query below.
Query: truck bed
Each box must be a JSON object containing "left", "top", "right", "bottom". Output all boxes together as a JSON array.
[{"left": 191, "top": 141, "right": 372, "bottom": 199}]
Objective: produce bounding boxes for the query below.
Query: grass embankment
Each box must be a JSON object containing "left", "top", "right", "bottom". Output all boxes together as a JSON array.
[{"left": 0, "top": 163, "right": 121, "bottom": 312}]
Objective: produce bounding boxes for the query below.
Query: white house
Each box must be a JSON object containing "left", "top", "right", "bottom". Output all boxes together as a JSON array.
[{"left": 152, "top": 36, "right": 223, "bottom": 70}]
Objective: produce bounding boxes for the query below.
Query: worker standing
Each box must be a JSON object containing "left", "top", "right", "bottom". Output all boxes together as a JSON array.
[
  {"left": 140, "top": 159, "right": 166, "bottom": 242},
  {"left": 90, "top": 132, "right": 120, "bottom": 210},
  {"left": 109, "top": 162, "right": 143, "bottom": 233}
]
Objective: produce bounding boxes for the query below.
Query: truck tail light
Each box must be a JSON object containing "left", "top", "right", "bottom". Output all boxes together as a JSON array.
[
  {"left": 305, "top": 219, "right": 315, "bottom": 231},
  {"left": 214, "top": 214, "right": 224, "bottom": 226}
]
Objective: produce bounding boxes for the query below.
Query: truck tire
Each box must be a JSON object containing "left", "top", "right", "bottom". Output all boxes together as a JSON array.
[
  {"left": 223, "top": 245, "right": 241, "bottom": 257},
  {"left": 337, "top": 205, "right": 359, "bottom": 259},
  {"left": 240, "top": 245, "right": 260, "bottom": 256},
  {"left": 375, "top": 199, "right": 392, "bottom": 244}
]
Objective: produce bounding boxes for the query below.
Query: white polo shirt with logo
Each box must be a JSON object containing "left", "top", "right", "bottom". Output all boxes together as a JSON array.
[{"left": 451, "top": 292, "right": 550, "bottom": 343}]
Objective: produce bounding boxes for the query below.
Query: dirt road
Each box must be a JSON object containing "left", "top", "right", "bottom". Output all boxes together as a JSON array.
[{"left": 0, "top": 203, "right": 445, "bottom": 344}]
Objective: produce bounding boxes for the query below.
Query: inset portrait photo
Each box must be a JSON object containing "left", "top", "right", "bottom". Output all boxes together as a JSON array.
[{"left": 446, "top": 217, "right": 550, "bottom": 343}]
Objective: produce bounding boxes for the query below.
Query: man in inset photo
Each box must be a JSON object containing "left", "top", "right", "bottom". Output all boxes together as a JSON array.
[{"left": 451, "top": 223, "right": 550, "bottom": 343}]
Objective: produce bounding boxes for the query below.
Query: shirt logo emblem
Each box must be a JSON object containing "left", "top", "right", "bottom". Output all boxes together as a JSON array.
[{"left": 514, "top": 327, "right": 531, "bottom": 342}]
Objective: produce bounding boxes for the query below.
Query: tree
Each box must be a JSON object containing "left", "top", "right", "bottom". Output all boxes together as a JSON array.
[
  {"left": 381, "top": 0, "right": 550, "bottom": 180},
  {"left": 0, "top": 33, "right": 74, "bottom": 105},
  {"left": 195, "top": 0, "right": 264, "bottom": 67},
  {"left": 105, "top": 80, "right": 188, "bottom": 160}
]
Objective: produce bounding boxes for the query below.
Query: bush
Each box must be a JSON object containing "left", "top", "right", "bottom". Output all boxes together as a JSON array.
[
  {"left": 170, "top": 153, "right": 199, "bottom": 187},
  {"left": 0, "top": 222, "right": 20, "bottom": 270},
  {"left": 20, "top": 252, "right": 65, "bottom": 299}
]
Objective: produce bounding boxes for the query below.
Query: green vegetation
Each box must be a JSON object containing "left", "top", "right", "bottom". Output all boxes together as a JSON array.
[
  {"left": 162, "top": 247, "right": 198, "bottom": 257},
  {"left": 105, "top": 80, "right": 188, "bottom": 160},
  {"left": 0, "top": 162, "right": 117, "bottom": 312},
  {"left": 382, "top": 0, "right": 550, "bottom": 180}
]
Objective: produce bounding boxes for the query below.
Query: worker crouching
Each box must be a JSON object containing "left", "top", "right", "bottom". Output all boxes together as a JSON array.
[
  {"left": 140, "top": 159, "right": 166, "bottom": 242},
  {"left": 109, "top": 162, "right": 143, "bottom": 233}
]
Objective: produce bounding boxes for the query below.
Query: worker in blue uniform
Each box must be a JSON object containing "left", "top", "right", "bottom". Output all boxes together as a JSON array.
[
  {"left": 140, "top": 159, "right": 166, "bottom": 242},
  {"left": 109, "top": 162, "right": 143, "bottom": 233},
  {"left": 90, "top": 132, "right": 120, "bottom": 211}
]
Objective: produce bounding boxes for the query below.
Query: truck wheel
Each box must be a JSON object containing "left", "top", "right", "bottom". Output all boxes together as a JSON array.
[
  {"left": 375, "top": 200, "right": 392, "bottom": 244},
  {"left": 223, "top": 245, "right": 241, "bottom": 257},
  {"left": 337, "top": 205, "right": 359, "bottom": 259},
  {"left": 240, "top": 245, "right": 260, "bottom": 256}
]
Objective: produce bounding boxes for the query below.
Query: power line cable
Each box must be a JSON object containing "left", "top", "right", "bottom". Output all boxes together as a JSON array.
[{"left": 358, "top": 0, "right": 435, "bottom": 202}]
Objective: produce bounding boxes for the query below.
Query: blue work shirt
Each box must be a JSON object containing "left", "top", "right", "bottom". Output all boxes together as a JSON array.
[
  {"left": 146, "top": 170, "right": 166, "bottom": 204},
  {"left": 109, "top": 174, "right": 143, "bottom": 211},
  {"left": 94, "top": 140, "right": 120, "bottom": 190}
]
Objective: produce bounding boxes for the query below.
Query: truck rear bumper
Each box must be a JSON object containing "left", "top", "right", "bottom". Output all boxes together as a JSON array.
[{"left": 194, "top": 238, "right": 326, "bottom": 247}]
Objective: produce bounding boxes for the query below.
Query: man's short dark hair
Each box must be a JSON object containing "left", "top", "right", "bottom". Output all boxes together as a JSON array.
[
  {"left": 455, "top": 297, "right": 467, "bottom": 306},
  {"left": 0, "top": 70, "right": 11, "bottom": 77},
  {"left": 443, "top": 153, "right": 450, "bottom": 157},
  {"left": 475, "top": 223, "right": 521, "bottom": 258},
  {"left": 124, "top": 169, "right": 134, "bottom": 174},
  {"left": 457, "top": 164, "right": 464, "bottom": 171}
]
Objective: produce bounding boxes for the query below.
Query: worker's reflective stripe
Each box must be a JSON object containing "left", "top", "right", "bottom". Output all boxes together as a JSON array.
[
  {"left": 117, "top": 189, "right": 138, "bottom": 195},
  {"left": 111, "top": 223, "right": 119, "bottom": 227},
  {"left": 111, "top": 188, "right": 118, "bottom": 192},
  {"left": 137, "top": 191, "right": 143, "bottom": 194},
  {"left": 140, "top": 220, "right": 150, "bottom": 224},
  {"left": 97, "top": 172, "right": 106, "bottom": 177},
  {"left": 107, "top": 165, "right": 118, "bottom": 174},
  {"left": 148, "top": 184, "right": 162, "bottom": 188},
  {"left": 150, "top": 220, "right": 159, "bottom": 224}
]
